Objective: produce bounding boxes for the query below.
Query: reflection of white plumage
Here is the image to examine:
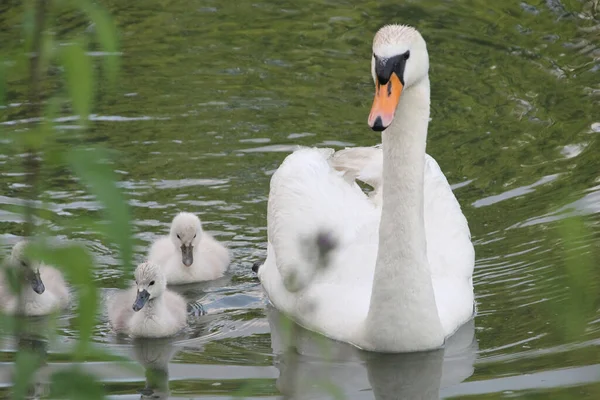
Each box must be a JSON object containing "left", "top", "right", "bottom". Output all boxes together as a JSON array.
[
  {"left": 266, "top": 306, "right": 477, "bottom": 400},
  {"left": 148, "top": 212, "right": 230, "bottom": 284},
  {"left": 107, "top": 262, "right": 187, "bottom": 338},
  {"left": 258, "top": 24, "right": 475, "bottom": 352},
  {"left": 131, "top": 338, "right": 181, "bottom": 400},
  {"left": 0, "top": 241, "right": 69, "bottom": 316}
]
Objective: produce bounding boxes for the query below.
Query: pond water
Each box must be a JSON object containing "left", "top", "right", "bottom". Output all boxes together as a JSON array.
[{"left": 1, "top": 0, "right": 600, "bottom": 398}]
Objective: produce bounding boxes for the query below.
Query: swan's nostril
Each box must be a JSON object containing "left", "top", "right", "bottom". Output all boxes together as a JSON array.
[{"left": 371, "top": 116, "right": 386, "bottom": 132}]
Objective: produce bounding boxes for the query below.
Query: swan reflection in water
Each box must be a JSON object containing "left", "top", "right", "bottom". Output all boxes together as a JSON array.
[
  {"left": 0, "top": 330, "right": 180, "bottom": 399},
  {"left": 266, "top": 305, "right": 478, "bottom": 400},
  {"left": 130, "top": 337, "right": 181, "bottom": 400}
]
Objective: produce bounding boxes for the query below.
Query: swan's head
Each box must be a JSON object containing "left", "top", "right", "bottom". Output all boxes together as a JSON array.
[
  {"left": 169, "top": 212, "right": 203, "bottom": 267},
  {"left": 133, "top": 262, "right": 167, "bottom": 312},
  {"left": 368, "top": 24, "right": 429, "bottom": 131},
  {"left": 9, "top": 240, "right": 45, "bottom": 295}
]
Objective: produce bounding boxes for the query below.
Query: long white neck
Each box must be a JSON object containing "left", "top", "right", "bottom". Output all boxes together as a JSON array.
[{"left": 363, "top": 77, "right": 444, "bottom": 352}]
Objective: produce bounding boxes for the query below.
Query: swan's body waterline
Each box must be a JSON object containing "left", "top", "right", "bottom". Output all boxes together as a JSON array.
[{"left": 258, "top": 24, "right": 475, "bottom": 353}]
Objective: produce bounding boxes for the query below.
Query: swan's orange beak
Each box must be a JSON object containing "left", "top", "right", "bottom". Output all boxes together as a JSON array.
[{"left": 368, "top": 72, "right": 403, "bottom": 132}]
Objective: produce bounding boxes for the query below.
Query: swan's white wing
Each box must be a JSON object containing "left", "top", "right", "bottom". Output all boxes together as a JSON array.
[
  {"left": 329, "top": 145, "right": 383, "bottom": 206},
  {"left": 423, "top": 154, "right": 475, "bottom": 334},
  {"left": 259, "top": 147, "right": 379, "bottom": 342},
  {"left": 329, "top": 145, "right": 383, "bottom": 189}
]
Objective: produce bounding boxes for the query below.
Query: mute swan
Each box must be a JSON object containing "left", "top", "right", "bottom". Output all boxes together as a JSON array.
[
  {"left": 0, "top": 241, "right": 70, "bottom": 316},
  {"left": 147, "top": 212, "right": 230, "bottom": 284},
  {"left": 107, "top": 262, "right": 188, "bottom": 338},
  {"left": 257, "top": 24, "right": 475, "bottom": 353}
]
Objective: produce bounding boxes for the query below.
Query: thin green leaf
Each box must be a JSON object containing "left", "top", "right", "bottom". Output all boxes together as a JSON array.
[
  {"left": 21, "top": 1, "right": 35, "bottom": 54},
  {"left": 557, "top": 217, "right": 597, "bottom": 339},
  {"left": 0, "top": 59, "right": 5, "bottom": 107},
  {"left": 50, "top": 367, "right": 105, "bottom": 400},
  {"left": 26, "top": 241, "right": 97, "bottom": 357},
  {"left": 78, "top": 0, "right": 119, "bottom": 85},
  {"left": 39, "top": 95, "right": 61, "bottom": 143},
  {"left": 61, "top": 40, "right": 93, "bottom": 125},
  {"left": 12, "top": 350, "right": 43, "bottom": 400},
  {"left": 67, "top": 148, "right": 133, "bottom": 277},
  {"left": 40, "top": 32, "right": 55, "bottom": 79}
]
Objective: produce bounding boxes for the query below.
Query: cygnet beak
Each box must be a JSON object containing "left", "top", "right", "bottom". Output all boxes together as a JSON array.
[
  {"left": 133, "top": 289, "right": 150, "bottom": 311},
  {"left": 181, "top": 245, "right": 193, "bottom": 267},
  {"left": 29, "top": 270, "right": 45, "bottom": 295}
]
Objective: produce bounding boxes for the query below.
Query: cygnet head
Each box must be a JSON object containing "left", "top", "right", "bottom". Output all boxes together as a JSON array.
[
  {"left": 132, "top": 262, "right": 167, "bottom": 312},
  {"left": 169, "top": 212, "right": 203, "bottom": 267},
  {"left": 368, "top": 24, "right": 430, "bottom": 131},
  {"left": 9, "top": 240, "right": 45, "bottom": 295}
]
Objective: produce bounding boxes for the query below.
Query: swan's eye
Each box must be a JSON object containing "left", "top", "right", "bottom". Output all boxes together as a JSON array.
[
  {"left": 193, "top": 234, "right": 196, "bottom": 239},
  {"left": 149, "top": 281, "right": 155, "bottom": 286},
  {"left": 176, "top": 234, "right": 181, "bottom": 240},
  {"left": 404, "top": 51, "right": 410, "bottom": 60}
]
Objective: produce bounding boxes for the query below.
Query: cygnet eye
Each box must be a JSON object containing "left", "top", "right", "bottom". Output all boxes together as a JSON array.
[
  {"left": 176, "top": 234, "right": 181, "bottom": 240},
  {"left": 193, "top": 234, "right": 196, "bottom": 239},
  {"left": 149, "top": 281, "right": 155, "bottom": 286}
]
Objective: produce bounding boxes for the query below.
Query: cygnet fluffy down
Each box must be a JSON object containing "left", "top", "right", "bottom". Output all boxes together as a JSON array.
[
  {"left": 147, "top": 212, "right": 230, "bottom": 284},
  {"left": 107, "top": 262, "right": 187, "bottom": 338},
  {"left": 0, "top": 240, "right": 70, "bottom": 316}
]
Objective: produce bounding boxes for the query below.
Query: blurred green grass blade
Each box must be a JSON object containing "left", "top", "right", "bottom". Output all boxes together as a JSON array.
[
  {"left": 79, "top": 0, "right": 119, "bottom": 85},
  {"left": 61, "top": 39, "right": 93, "bottom": 125},
  {"left": 67, "top": 148, "right": 133, "bottom": 276},
  {"left": 40, "top": 32, "right": 55, "bottom": 78},
  {"left": 0, "top": 60, "right": 5, "bottom": 107},
  {"left": 21, "top": 1, "right": 35, "bottom": 53},
  {"left": 557, "top": 216, "right": 597, "bottom": 340},
  {"left": 26, "top": 242, "right": 97, "bottom": 357},
  {"left": 12, "top": 350, "right": 42, "bottom": 400},
  {"left": 50, "top": 367, "right": 105, "bottom": 400}
]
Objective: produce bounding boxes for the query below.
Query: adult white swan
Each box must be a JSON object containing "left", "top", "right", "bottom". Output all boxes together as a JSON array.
[{"left": 257, "top": 24, "right": 475, "bottom": 352}]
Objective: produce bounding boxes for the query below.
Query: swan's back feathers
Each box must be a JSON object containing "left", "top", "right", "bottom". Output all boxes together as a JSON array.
[
  {"left": 329, "top": 145, "right": 383, "bottom": 189},
  {"left": 330, "top": 145, "right": 383, "bottom": 206},
  {"left": 267, "top": 148, "right": 378, "bottom": 292},
  {"left": 423, "top": 154, "right": 475, "bottom": 333}
]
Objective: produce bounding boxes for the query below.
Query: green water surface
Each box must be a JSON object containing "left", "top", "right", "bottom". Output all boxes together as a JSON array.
[{"left": 1, "top": 0, "right": 599, "bottom": 398}]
